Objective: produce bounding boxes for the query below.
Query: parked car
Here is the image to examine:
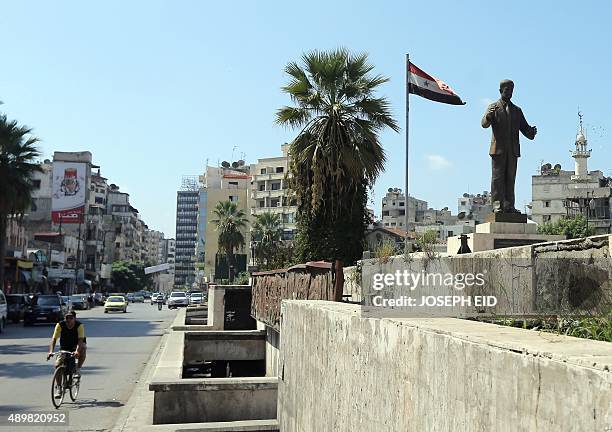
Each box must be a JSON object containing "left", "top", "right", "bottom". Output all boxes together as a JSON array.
[
  {"left": 93, "top": 292, "right": 104, "bottom": 305},
  {"left": 70, "top": 295, "right": 89, "bottom": 310},
  {"left": 189, "top": 292, "right": 203, "bottom": 305},
  {"left": 126, "top": 293, "right": 135, "bottom": 303},
  {"left": 6, "top": 294, "right": 30, "bottom": 324},
  {"left": 133, "top": 294, "right": 145, "bottom": 303},
  {"left": 104, "top": 295, "right": 127, "bottom": 313},
  {"left": 167, "top": 291, "right": 189, "bottom": 309},
  {"left": 24, "top": 295, "right": 67, "bottom": 326},
  {"left": 0, "top": 290, "right": 7, "bottom": 333}
]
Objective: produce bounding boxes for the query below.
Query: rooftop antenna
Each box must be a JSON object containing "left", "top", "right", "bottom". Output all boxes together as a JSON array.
[{"left": 231, "top": 146, "right": 238, "bottom": 161}]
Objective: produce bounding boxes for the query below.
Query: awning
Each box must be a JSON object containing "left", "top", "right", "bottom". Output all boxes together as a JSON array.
[{"left": 17, "top": 260, "right": 33, "bottom": 269}]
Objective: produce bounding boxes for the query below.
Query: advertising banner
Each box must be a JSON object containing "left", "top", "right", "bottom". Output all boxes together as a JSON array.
[{"left": 51, "top": 162, "right": 86, "bottom": 223}]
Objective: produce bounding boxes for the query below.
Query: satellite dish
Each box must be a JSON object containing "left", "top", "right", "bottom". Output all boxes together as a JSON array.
[
  {"left": 541, "top": 164, "right": 548, "bottom": 172},
  {"left": 458, "top": 212, "right": 466, "bottom": 219},
  {"left": 388, "top": 188, "right": 393, "bottom": 192},
  {"left": 221, "top": 161, "right": 230, "bottom": 168},
  {"left": 554, "top": 164, "right": 561, "bottom": 170},
  {"left": 443, "top": 207, "right": 448, "bottom": 211},
  {"left": 463, "top": 193, "right": 469, "bottom": 197},
  {"left": 231, "top": 161, "right": 239, "bottom": 168},
  {"left": 237, "top": 160, "right": 245, "bottom": 166},
  {"left": 545, "top": 163, "right": 552, "bottom": 169}
]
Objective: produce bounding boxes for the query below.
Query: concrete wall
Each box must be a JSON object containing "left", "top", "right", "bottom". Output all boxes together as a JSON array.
[
  {"left": 152, "top": 378, "right": 278, "bottom": 424},
  {"left": 278, "top": 301, "right": 612, "bottom": 432},
  {"left": 344, "top": 234, "right": 612, "bottom": 316},
  {"left": 184, "top": 331, "right": 266, "bottom": 362}
]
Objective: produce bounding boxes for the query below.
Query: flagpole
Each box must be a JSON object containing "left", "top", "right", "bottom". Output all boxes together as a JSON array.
[{"left": 405, "top": 53, "right": 410, "bottom": 237}]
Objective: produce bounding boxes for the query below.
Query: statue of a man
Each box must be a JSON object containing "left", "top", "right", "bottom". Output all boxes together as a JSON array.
[{"left": 482, "top": 80, "right": 537, "bottom": 213}]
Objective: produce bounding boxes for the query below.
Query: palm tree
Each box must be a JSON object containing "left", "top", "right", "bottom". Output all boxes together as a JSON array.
[
  {"left": 276, "top": 48, "right": 399, "bottom": 265},
  {"left": 211, "top": 200, "right": 248, "bottom": 282},
  {"left": 252, "top": 212, "right": 283, "bottom": 269},
  {"left": 0, "top": 114, "right": 42, "bottom": 291}
]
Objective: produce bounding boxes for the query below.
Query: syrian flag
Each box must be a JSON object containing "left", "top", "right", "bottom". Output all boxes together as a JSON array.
[{"left": 408, "top": 63, "right": 465, "bottom": 105}]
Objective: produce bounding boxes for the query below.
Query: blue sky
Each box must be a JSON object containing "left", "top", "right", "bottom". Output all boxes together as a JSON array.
[{"left": 1, "top": 1, "right": 610, "bottom": 237}]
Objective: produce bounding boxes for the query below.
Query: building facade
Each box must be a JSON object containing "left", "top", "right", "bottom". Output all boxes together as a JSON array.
[
  {"left": 531, "top": 116, "right": 612, "bottom": 234},
  {"left": 174, "top": 184, "right": 199, "bottom": 288},
  {"left": 381, "top": 189, "right": 428, "bottom": 229}
]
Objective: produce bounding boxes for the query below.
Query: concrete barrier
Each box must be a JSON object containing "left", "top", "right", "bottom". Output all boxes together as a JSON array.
[
  {"left": 278, "top": 301, "right": 612, "bottom": 432},
  {"left": 149, "top": 329, "right": 276, "bottom": 425},
  {"left": 150, "top": 377, "right": 278, "bottom": 424}
]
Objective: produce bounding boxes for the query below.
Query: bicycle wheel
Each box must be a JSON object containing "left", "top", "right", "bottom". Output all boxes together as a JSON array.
[
  {"left": 51, "top": 367, "right": 65, "bottom": 409},
  {"left": 69, "top": 372, "right": 80, "bottom": 401}
]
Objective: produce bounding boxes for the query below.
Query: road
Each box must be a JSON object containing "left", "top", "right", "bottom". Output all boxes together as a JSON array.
[{"left": 0, "top": 301, "right": 177, "bottom": 431}]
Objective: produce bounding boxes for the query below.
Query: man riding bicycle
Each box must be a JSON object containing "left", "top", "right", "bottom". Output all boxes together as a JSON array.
[{"left": 47, "top": 310, "right": 86, "bottom": 377}]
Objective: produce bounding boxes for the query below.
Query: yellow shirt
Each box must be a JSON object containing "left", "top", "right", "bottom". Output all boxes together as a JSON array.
[{"left": 52, "top": 322, "right": 85, "bottom": 340}]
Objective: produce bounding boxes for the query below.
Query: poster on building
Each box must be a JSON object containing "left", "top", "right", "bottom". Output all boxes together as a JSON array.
[{"left": 51, "top": 161, "right": 86, "bottom": 223}]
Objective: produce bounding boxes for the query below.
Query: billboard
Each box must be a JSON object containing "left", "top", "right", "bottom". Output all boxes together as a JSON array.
[{"left": 52, "top": 162, "right": 87, "bottom": 223}]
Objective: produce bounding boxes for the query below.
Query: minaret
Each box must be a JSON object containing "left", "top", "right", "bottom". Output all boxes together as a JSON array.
[{"left": 571, "top": 111, "right": 592, "bottom": 182}]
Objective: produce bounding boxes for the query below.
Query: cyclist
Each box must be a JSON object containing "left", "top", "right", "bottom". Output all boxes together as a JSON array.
[{"left": 47, "top": 310, "right": 86, "bottom": 378}]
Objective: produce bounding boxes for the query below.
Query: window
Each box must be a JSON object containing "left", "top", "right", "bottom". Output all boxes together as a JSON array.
[
  {"left": 390, "top": 222, "right": 396, "bottom": 226},
  {"left": 259, "top": 183, "right": 265, "bottom": 191},
  {"left": 399, "top": 210, "right": 405, "bottom": 216},
  {"left": 32, "top": 179, "right": 41, "bottom": 189},
  {"left": 545, "top": 201, "right": 551, "bottom": 208},
  {"left": 229, "top": 181, "right": 238, "bottom": 186},
  {"left": 261, "top": 168, "right": 266, "bottom": 174},
  {"left": 30, "top": 199, "right": 38, "bottom": 212},
  {"left": 276, "top": 167, "right": 284, "bottom": 173},
  {"left": 271, "top": 198, "right": 280, "bottom": 207},
  {"left": 399, "top": 201, "right": 405, "bottom": 207},
  {"left": 258, "top": 200, "right": 265, "bottom": 208},
  {"left": 543, "top": 215, "right": 551, "bottom": 222},
  {"left": 271, "top": 182, "right": 281, "bottom": 190},
  {"left": 229, "top": 195, "right": 237, "bottom": 203},
  {"left": 448, "top": 230, "right": 454, "bottom": 237},
  {"left": 382, "top": 211, "right": 389, "bottom": 216}
]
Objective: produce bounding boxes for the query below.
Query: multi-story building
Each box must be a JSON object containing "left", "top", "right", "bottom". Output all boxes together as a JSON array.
[
  {"left": 174, "top": 178, "right": 199, "bottom": 288},
  {"left": 381, "top": 189, "right": 428, "bottom": 229},
  {"left": 457, "top": 191, "right": 492, "bottom": 224},
  {"left": 531, "top": 115, "right": 612, "bottom": 234},
  {"left": 249, "top": 145, "right": 297, "bottom": 245},
  {"left": 198, "top": 165, "right": 250, "bottom": 281}
]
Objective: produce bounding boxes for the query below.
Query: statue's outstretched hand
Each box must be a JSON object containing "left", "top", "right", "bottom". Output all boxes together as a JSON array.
[
  {"left": 487, "top": 106, "right": 496, "bottom": 122},
  {"left": 532, "top": 126, "right": 538, "bottom": 136}
]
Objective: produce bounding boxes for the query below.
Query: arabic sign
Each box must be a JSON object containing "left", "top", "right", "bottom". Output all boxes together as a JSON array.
[{"left": 52, "top": 161, "right": 86, "bottom": 223}]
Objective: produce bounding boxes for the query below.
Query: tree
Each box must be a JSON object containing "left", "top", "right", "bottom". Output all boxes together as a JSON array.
[
  {"left": 111, "top": 261, "right": 151, "bottom": 292},
  {"left": 252, "top": 212, "right": 283, "bottom": 270},
  {"left": 276, "top": 48, "right": 399, "bottom": 266},
  {"left": 211, "top": 200, "right": 248, "bottom": 282},
  {"left": 0, "top": 113, "right": 42, "bottom": 291},
  {"left": 537, "top": 215, "right": 595, "bottom": 239}
]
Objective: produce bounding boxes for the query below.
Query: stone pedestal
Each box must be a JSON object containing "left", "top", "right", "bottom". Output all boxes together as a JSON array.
[{"left": 447, "top": 219, "right": 565, "bottom": 255}]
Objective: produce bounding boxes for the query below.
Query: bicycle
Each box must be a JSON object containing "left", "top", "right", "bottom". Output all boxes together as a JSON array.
[{"left": 49, "top": 350, "right": 80, "bottom": 409}]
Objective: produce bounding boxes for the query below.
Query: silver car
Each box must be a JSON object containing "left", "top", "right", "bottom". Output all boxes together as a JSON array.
[{"left": 167, "top": 291, "right": 188, "bottom": 309}]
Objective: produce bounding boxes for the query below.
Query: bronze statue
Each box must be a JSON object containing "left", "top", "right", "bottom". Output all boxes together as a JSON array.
[{"left": 482, "top": 80, "right": 537, "bottom": 213}]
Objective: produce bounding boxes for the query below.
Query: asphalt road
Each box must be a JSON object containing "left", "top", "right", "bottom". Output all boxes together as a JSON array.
[{"left": 0, "top": 301, "right": 177, "bottom": 431}]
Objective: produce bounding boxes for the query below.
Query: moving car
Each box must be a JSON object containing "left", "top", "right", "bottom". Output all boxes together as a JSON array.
[
  {"left": 6, "top": 294, "right": 30, "bottom": 323},
  {"left": 151, "top": 293, "right": 166, "bottom": 305},
  {"left": 24, "top": 295, "right": 68, "bottom": 326},
  {"left": 104, "top": 295, "right": 128, "bottom": 313},
  {"left": 0, "top": 290, "right": 7, "bottom": 333},
  {"left": 61, "top": 296, "right": 73, "bottom": 312},
  {"left": 167, "top": 291, "right": 189, "bottom": 309},
  {"left": 126, "top": 293, "right": 135, "bottom": 303},
  {"left": 70, "top": 295, "right": 89, "bottom": 310},
  {"left": 133, "top": 294, "right": 145, "bottom": 303},
  {"left": 189, "top": 292, "right": 203, "bottom": 305}
]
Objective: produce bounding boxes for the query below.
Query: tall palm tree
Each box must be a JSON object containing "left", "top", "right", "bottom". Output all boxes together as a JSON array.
[
  {"left": 211, "top": 200, "right": 248, "bottom": 282},
  {"left": 0, "top": 114, "right": 42, "bottom": 291},
  {"left": 276, "top": 48, "right": 399, "bottom": 265},
  {"left": 252, "top": 212, "right": 282, "bottom": 269}
]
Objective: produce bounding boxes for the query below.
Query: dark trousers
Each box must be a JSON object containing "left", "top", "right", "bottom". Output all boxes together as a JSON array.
[{"left": 491, "top": 153, "right": 518, "bottom": 211}]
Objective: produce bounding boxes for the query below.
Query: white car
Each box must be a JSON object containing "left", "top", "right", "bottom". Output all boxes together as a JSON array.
[
  {"left": 189, "top": 293, "right": 203, "bottom": 305},
  {"left": 167, "top": 291, "right": 189, "bottom": 309},
  {"left": 0, "top": 290, "right": 7, "bottom": 333}
]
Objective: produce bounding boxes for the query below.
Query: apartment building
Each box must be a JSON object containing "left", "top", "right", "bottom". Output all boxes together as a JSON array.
[
  {"left": 249, "top": 144, "right": 297, "bottom": 242},
  {"left": 531, "top": 116, "right": 612, "bottom": 234},
  {"left": 381, "top": 188, "right": 428, "bottom": 229}
]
